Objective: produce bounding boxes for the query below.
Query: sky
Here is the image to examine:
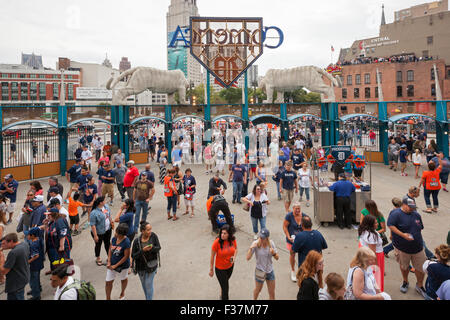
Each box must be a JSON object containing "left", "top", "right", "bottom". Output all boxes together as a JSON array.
[{"left": 0, "top": 0, "right": 444, "bottom": 76}]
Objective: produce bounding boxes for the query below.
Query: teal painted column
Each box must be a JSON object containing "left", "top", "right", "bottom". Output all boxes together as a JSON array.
[
  {"left": 111, "top": 105, "right": 120, "bottom": 147},
  {"left": 121, "top": 105, "right": 130, "bottom": 162},
  {"left": 205, "top": 71, "right": 212, "bottom": 145},
  {"left": 378, "top": 102, "right": 389, "bottom": 165},
  {"left": 436, "top": 100, "right": 449, "bottom": 157},
  {"left": 0, "top": 107, "right": 3, "bottom": 169},
  {"left": 280, "top": 103, "right": 289, "bottom": 142},
  {"left": 165, "top": 105, "right": 173, "bottom": 163},
  {"left": 243, "top": 71, "right": 250, "bottom": 150},
  {"left": 330, "top": 102, "right": 339, "bottom": 146},
  {"left": 321, "top": 103, "right": 330, "bottom": 146},
  {"left": 58, "top": 105, "right": 68, "bottom": 176}
]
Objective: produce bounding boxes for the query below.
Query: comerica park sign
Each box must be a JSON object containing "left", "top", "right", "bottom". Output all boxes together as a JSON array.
[{"left": 168, "top": 17, "right": 283, "bottom": 88}]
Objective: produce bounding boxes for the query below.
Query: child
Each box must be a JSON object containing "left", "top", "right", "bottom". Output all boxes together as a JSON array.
[
  {"left": 412, "top": 149, "right": 422, "bottom": 179},
  {"left": 383, "top": 197, "right": 402, "bottom": 258},
  {"left": 43, "top": 141, "right": 49, "bottom": 160},
  {"left": 159, "top": 151, "right": 168, "bottom": 184},
  {"left": 25, "top": 227, "right": 45, "bottom": 300},
  {"left": 399, "top": 145, "right": 408, "bottom": 176},
  {"left": 66, "top": 188, "right": 88, "bottom": 236}
]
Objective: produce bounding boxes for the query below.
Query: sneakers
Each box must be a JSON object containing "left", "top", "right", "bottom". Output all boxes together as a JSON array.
[
  {"left": 253, "top": 234, "right": 258, "bottom": 240},
  {"left": 291, "top": 270, "right": 297, "bottom": 282},
  {"left": 415, "top": 285, "right": 428, "bottom": 299},
  {"left": 400, "top": 281, "right": 409, "bottom": 293},
  {"left": 306, "top": 202, "right": 310, "bottom": 207}
]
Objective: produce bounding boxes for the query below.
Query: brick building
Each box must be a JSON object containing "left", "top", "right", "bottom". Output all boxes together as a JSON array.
[
  {"left": 335, "top": 58, "right": 450, "bottom": 115},
  {"left": 0, "top": 64, "right": 80, "bottom": 106}
]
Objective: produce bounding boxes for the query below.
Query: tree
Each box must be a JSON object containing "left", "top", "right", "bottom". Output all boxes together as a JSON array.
[{"left": 218, "top": 87, "right": 243, "bottom": 104}]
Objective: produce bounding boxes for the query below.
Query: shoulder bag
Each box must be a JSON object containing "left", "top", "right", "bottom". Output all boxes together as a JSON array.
[
  {"left": 344, "top": 267, "right": 363, "bottom": 300},
  {"left": 137, "top": 237, "right": 160, "bottom": 273}
]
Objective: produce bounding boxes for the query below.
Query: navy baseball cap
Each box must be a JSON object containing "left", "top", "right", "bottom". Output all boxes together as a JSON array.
[
  {"left": 402, "top": 196, "right": 417, "bottom": 209},
  {"left": 259, "top": 228, "right": 270, "bottom": 239},
  {"left": 24, "top": 227, "right": 41, "bottom": 237}
]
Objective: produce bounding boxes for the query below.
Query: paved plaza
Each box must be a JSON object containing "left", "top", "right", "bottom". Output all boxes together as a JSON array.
[{"left": 0, "top": 159, "right": 449, "bottom": 300}]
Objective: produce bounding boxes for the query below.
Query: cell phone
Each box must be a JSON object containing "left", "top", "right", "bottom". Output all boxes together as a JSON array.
[{"left": 144, "top": 244, "right": 153, "bottom": 249}]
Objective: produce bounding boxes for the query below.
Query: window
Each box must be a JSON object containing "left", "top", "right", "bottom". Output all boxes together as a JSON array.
[
  {"left": 377, "top": 72, "right": 382, "bottom": 83},
  {"left": 427, "top": 36, "right": 433, "bottom": 45},
  {"left": 0, "top": 74, "right": 7, "bottom": 78},
  {"left": 20, "top": 82, "right": 28, "bottom": 100},
  {"left": 11, "top": 82, "right": 18, "bottom": 101},
  {"left": 396, "top": 71, "right": 403, "bottom": 82},
  {"left": 68, "top": 83, "right": 73, "bottom": 100},
  {"left": 29, "top": 74, "right": 36, "bottom": 79},
  {"left": 431, "top": 68, "right": 439, "bottom": 81},
  {"left": 423, "top": 50, "right": 429, "bottom": 58},
  {"left": 407, "top": 70, "right": 414, "bottom": 82},
  {"left": 407, "top": 85, "right": 414, "bottom": 97},
  {"left": 11, "top": 74, "right": 18, "bottom": 79},
  {"left": 39, "top": 74, "right": 45, "bottom": 79},
  {"left": 375, "top": 87, "right": 379, "bottom": 98},
  {"left": 365, "top": 88, "right": 371, "bottom": 98},
  {"left": 1, "top": 82, "right": 8, "bottom": 100},
  {"left": 53, "top": 83, "right": 59, "bottom": 100},
  {"left": 342, "top": 88, "right": 347, "bottom": 99},
  {"left": 19, "top": 74, "right": 26, "bottom": 78},
  {"left": 30, "top": 82, "right": 37, "bottom": 100},
  {"left": 431, "top": 84, "right": 436, "bottom": 96},
  {"left": 66, "top": 75, "right": 73, "bottom": 79},
  {"left": 364, "top": 73, "right": 371, "bottom": 84},
  {"left": 347, "top": 75, "right": 352, "bottom": 85},
  {"left": 397, "top": 86, "right": 403, "bottom": 97},
  {"left": 39, "top": 83, "right": 46, "bottom": 100},
  {"left": 355, "top": 74, "right": 361, "bottom": 85},
  {"left": 354, "top": 88, "right": 360, "bottom": 98},
  {"left": 52, "top": 75, "right": 58, "bottom": 79}
]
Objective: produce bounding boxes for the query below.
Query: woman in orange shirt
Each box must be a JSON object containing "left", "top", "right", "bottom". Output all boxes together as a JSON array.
[
  {"left": 419, "top": 159, "right": 442, "bottom": 213},
  {"left": 164, "top": 168, "right": 178, "bottom": 221},
  {"left": 209, "top": 224, "right": 237, "bottom": 300}
]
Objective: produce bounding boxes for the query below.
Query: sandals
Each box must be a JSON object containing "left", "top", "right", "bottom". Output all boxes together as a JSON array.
[
  {"left": 167, "top": 216, "right": 173, "bottom": 220},
  {"left": 422, "top": 210, "right": 432, "bottom": 214},
  {"left": 183, "top": 212, "right": 189, "bottom": 216},
  {"left": 96, "top": 259, "right": 103, "bottom": 266},
  {"left": 172, "top": 216, "right": 179, "bottom": 221}
]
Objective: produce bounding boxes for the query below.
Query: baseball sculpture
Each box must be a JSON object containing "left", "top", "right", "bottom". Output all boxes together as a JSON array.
[
  {"left": 258, "top": 66, "right": 342, "bottom": 103},
  {"left": 106, "top": 67, "right": 189, "bottom": 105}
]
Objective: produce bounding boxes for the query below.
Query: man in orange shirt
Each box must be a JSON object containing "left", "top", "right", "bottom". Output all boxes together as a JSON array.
[
  {"left": 419, "top": 159, "right": 443, "bottom": 213},
  {"left": 103, "top": 141, "right": 112, "bottom": 160},
  {"left": 65, "top": 188, "right": 88, "bottom": 236},
  {"left": 164, "top": 168, "right": 178, "bottom": 221}
]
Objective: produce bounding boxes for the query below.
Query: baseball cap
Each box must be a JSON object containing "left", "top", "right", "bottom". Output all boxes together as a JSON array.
[
  {"left": 402, "top": 196, "right": 417, "bottom": 209},
  {"left": 259, "top": 228, "right": 270, "bottom": 239},
  {"left": 4, "top": 174, "right": 13, "bottom": 180},
  {"left": 45, "top": 208, "right": 60, "bottom": 215},
  {"left": 24, "top": 227, "right": 41, "bottom": 237},
  {"left": 49, "top": 198, "right": 61, "bottom": 206},
  {"left": 32, "top": 195, "right": 44, "bottom": 202},
  {"left": 49, "top": 187, "right": 59, "bottom": 194}
]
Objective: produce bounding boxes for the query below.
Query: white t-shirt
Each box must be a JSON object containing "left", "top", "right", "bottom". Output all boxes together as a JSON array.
[
  {"left": 59, "top": 206, "right": 70, "bottom": 223},
  {"left": 182, "top": 141, "right": 190, "bottom": 154},
  {"left": 81, "top": 150, "right": 93, "bottom": 164},
  {"left": 359, "top": 231, "right": 383, "bottom": 253},
  {"left": 54, "top": 277, "right": 77, "bottom": 300},
  {"left": 412, "top": 154, "right": 422, "bottom": 165},
  {"left": 245, "top": 193, "right": 269, "bottom": 217},
  {"left": 48, "top": 195, "right": 64, "bottom": 207},
  {"left": 298, "top": 168, "right": 311, "bottom": 188},
  {"left": 269, "top": 142, "right": 278, "bottom": 157},
  {"left": 93, "top": 139, "right": 103, "bottom": 150}
]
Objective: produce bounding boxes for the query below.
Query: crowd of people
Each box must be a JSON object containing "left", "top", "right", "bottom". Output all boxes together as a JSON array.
[{"left": 0, "top": 122, "right": 449, "bottom": 301}]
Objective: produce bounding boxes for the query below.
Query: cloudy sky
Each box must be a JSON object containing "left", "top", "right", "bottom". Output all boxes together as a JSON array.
[{"left": 0, "top": 0, "right": 442, "bottom": 75}]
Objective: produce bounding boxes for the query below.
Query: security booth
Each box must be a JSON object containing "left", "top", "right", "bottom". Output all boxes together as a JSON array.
[{"left": 312, "top": 145, "right": 372, "bottom": 227}]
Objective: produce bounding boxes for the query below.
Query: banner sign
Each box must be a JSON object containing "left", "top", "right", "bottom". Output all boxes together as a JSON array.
[
  {"left": 168, "top": 30, "right": 188, "bottom": 77},
  {"left": 331, "top": 145, "right": 352, "bottom": 165},
  {"left": 189, "top": 17, "right": 264, "bottom": 88}
]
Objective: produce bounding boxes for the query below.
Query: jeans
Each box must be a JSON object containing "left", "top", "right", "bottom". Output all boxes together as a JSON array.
[
  {"left": 167, "top": 195, "right": 177, "bottom": 214},
  {"left": 424, "top": 188, "right": 439, "bottom": 208},
  {"left": 135, "top": 200, "right": 149, "bottom": 233},
  {"left": 276, "top": 181, "right": 282, "bottom": 199},
  {"left": 299, "top": 187, "right": 310, "bottom": 201},
  {"left": 251, "top": 216, "right": 266, "bottom": 234},
  {"left": 232, "top": 181, "right": 243, "bottom": 202},
  {"left": 138, "top": 270, "right": 157, "bottom": 300},
  {"left": 117, "top": 183, "right": 126, "bottom": 200},
  {"left": 30, "top": 270, "right": 41, "bottom": 299},
  {"left": 7, "top": 288, "right": 25, "bottom": 300}
]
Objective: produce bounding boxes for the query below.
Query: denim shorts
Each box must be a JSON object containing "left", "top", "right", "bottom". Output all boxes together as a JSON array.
[{"left": 255, "top": 269, "right": 275, "bottom": 283}]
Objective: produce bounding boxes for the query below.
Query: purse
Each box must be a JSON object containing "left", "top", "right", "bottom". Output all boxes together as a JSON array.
[
  {"left": 255, "top": 268, "right": 266, "bottom": 282},
  {"left": 344, "top": 267, "right": 362, "bottom": 300},
  {"left": 138, "top": 237, "right": 159, "bottom": 273},
  {"left": 380, "top": 233, "right": 389, "bottom": 246}
]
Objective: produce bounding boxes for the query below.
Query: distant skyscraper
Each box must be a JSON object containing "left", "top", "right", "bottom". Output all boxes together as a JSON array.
[
  {"left": 102, "top": 54, "right": 112, "bottom": 68},
  {"left": 167, "top": 0, "right": 202, "bottom": 86},
  {"left": 119, "top": 57, "right": 131, "bottom": 72},
  {"left": 21, "top": 53, "right": 43, "bottom": 69}
]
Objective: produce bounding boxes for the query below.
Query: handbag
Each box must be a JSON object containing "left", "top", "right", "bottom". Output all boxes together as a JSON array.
[
  {"left": 344, "top": 267, "right": 362, "bottom": 300},
  {"left": 255, "top": 268, "right": 266, "bottom": 282},
  {"left": 243, "top": 202, "right": 250, "bottom": 212},
  {"left": 380, "top": 233, "right": 389, "bottom": 246},
  {"left": 137, "top": 237, "right": 159, "bottom": 273}
]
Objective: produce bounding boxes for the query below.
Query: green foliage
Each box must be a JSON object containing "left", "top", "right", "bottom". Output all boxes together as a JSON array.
[
  {"left": 218, "top": 87, "right": 243, "bottom": 104},
  {"left": 248, "top": 88, "right": 267, "bottom": 103},
  {"left": 284, "top": 88, "right": 321, "bottom": 103},
  {"left": 187, "top": 84, "right": 206, "bottom": 105}
]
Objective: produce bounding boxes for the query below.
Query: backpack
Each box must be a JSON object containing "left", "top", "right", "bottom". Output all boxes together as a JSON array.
[{"left": 59, "top": 279, "right": 96, "bottom": 300}]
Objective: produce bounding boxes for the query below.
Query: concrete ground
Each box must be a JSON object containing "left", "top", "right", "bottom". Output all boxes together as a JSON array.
[{"left": 0, "top": 159, "right": 448, "bottom": 300}]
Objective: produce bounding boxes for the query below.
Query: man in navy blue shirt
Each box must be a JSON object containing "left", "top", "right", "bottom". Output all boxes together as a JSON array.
[
  {"left": 328, "top": 173, "right": 355, "bottom": 229},
  {"left": 291, "top": 149, "right": 305, "bottom": 172},
  {"left": 292, "top": 216, "right": 328, "bottom": 267},
  {"left": 0, "top": 174, "right": 19, "bottom": 224},
  {"left": 75, "top": 167, "right": 90, "bottom": 190},
  {"left": 30, "top": 195, "right": 46, "bottom": 228},
  {"left": 66, "top": 159, "right": 82, "bottom": 189},
  {"left": 387, "top": 197, "right": 427, "bottom": 298},
  {"left": 141, "top": 164, "right": 155, "bottom": 183},
  {"left": 279, "top": 161, "right": 298, "bottom": 213},
  {"left": 229, "top": 160, "right": 247, "bottom": 204}
]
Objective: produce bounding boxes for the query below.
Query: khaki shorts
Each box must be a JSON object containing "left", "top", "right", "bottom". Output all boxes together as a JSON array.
[
  {"left": 283, "top": 189, "right": 294, "bottom": 203},
  {"left": 102, "top": 183, "right": 114, "bottom": 198},
  {"left": 394, "top": 247, "right": 426, "bottom": 272}
]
